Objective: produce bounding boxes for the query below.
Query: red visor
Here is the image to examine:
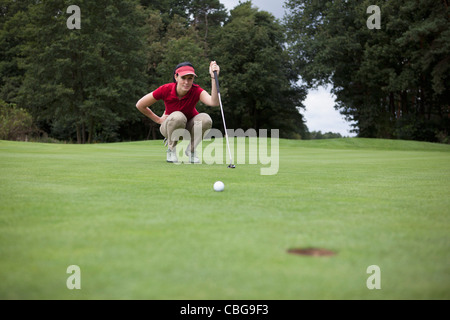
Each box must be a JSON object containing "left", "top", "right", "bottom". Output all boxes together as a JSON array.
[{"left": 176, "top": 66, "right": 197, "bottom": 77}]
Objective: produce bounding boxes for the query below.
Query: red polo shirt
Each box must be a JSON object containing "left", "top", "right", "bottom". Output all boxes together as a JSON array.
[{"left": 152, "top": 83, "right": 204, "bottom": 120}]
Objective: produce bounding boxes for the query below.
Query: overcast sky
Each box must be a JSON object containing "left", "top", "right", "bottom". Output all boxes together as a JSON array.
[{"left": 219, "top": 0, "right": 357, "bottom": 136}]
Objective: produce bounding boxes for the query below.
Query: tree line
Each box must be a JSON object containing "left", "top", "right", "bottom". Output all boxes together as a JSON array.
[
  {"left": 1, "top": 0, "right": 448, "bottom": 143},
  {"left": 285, "top": 0, "right": 449, "bottom": 143}
]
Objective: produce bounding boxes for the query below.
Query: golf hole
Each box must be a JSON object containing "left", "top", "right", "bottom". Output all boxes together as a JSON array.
[{"left": 287, "top": 248, "right": 336, "bottom": 257}]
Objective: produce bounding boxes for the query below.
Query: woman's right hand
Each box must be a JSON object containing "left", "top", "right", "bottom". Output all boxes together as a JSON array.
[{"left": 159, "top": 114, "right": 169, "bottom": 124}]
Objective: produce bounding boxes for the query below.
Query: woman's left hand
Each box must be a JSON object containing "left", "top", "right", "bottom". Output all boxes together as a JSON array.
[{"left": 210, "top": 61, "right": 220, "bottom": 78}]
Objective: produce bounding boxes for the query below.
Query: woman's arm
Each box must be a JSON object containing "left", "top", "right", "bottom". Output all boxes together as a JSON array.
[
  {"left": 136, "top": 92, "right": 167, "bottom": 124},
  {"left": 200, "top": 61, "right": 220, "bottom": 107}
]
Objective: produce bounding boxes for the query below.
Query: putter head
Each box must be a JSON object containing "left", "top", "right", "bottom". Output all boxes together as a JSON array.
[{"left": 228, "top": 164, "right": 236, "bottom": 169}]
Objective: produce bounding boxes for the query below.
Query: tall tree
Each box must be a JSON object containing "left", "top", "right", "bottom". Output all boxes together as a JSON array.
[
  {"left": 0, "top": 0, "right": 35, "bottom": 102},
  {"left": 211, "top": 1, "right": 308, "bottom": 138},
  {"left": 285, "top": 0, "right": 450, "bottom": 142},
  {"left": 189, "top": 0, "right": 227, "bottom": 51},
  {"left": 140, "top": 0, "right": 191, "bottom": 28},
  {"left": 17, "top": 0, "right": 148, "bottom": 143}
]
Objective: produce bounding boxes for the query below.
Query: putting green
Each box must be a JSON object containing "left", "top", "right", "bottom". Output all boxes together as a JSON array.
[{"left": 0, "top": 138, "right": 449, "bottom": 299}]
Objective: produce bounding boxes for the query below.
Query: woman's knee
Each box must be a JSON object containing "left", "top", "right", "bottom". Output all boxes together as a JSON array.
[
  {"left": 197, "top": 113, "right": 212, "bottom": 129},
  {"left": 161, "top": 112, "right": 187, "bottom": 138},
  {"left": 168, "top": 111, "right": 187, "bottom": 126}
]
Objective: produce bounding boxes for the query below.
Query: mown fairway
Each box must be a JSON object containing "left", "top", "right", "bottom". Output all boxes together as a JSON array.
[{"left": 0, "top": 138, "right": 449, "bottom": 299}]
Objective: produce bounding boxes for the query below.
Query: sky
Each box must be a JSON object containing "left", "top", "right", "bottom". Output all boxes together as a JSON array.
[{"left": 219, "top": 0, "right": 357, "bottom": 137}]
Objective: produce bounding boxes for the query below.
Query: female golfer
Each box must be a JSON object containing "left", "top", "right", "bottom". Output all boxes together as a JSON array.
[{"left": 136, "top": 61, "right": 220, "bottom": 163}]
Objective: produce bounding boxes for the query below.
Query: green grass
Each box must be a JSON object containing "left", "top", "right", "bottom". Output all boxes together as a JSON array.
[{"left": 0, "top": 138, "right": 449, "bottom": 300}]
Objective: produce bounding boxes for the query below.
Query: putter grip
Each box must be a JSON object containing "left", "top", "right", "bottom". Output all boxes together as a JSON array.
[{"left": 213, "top": 71, "right": 220, "bottom": 95}]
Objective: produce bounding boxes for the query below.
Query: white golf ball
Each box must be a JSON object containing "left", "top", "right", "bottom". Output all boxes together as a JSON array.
[{"left": 213, "top": 181, "right": 225, "bottom": 192}]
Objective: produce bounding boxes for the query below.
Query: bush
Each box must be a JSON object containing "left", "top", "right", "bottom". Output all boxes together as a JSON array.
[
  {"left": 0, "top": 100, "right": 34, "bottom": 141},
  {"left": 436, "top": 131, "right": 450, "bottom": 144},
  {"left": 308, "top": 131, "right": 343, "bottom": 140}
]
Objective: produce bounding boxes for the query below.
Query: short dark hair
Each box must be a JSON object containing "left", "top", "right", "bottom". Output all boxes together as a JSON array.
[{"left": 173, "top": 62, "right": 194, "bottom": 82}]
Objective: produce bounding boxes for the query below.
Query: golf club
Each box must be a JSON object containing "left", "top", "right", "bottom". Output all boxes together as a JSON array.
[{"left": 214, "top": 70, "right": 235, "bottom": 169}]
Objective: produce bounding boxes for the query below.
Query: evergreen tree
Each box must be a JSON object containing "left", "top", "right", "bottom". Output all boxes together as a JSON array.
[
  {"left": 140, "top": 0, "right": 191, "bottom": 28},
  {"left": 0, "top": 0, "right": 35, "bottom": 102},
  {"left": 212, "top": 1, "right": 308, "bottom": 138},
  {"left": 189, "top": 0, "right": 227, "bottom": 50},
  {"left": 285, "top": 0, "right": 450, "bottom": 142},
  {"left": 17, "top": 0, "right": 148, "bottom": 143}
]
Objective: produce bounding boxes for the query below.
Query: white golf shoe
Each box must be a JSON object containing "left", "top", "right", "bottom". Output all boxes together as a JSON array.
[
  {"left": 166, "top": 148, "right": 178, "bottom": 163},
  {"left": 185, "top": 149, "right": 200, "bottom": 164}
]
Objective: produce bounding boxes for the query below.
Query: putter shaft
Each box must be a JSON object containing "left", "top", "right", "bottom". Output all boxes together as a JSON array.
[{"left": 214, "top": 71, "right": 234, "bottom": 168}]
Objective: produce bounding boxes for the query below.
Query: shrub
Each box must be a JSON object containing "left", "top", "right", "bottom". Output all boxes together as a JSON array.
[{"left": 0, "top": 100, "right": 34, "bottom": 141}]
